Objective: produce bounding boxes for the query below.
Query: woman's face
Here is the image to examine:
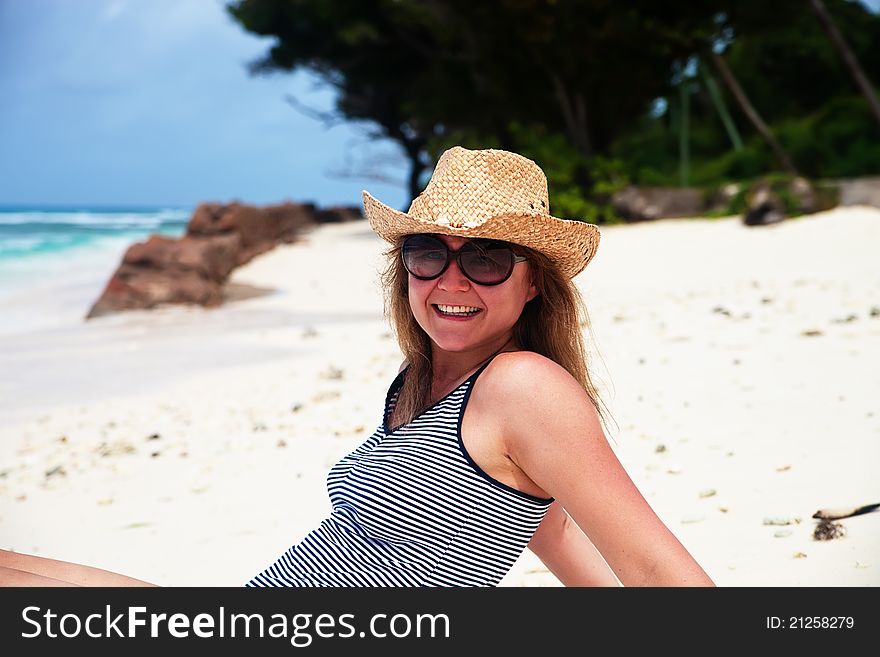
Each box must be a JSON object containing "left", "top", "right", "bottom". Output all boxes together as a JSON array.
[{"left": 406, "top": 234, "right": 538, "bottom": 354}]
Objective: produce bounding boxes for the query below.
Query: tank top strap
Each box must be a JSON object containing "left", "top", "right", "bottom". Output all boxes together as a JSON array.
[
  {"left": 383, "top": 349, "right": 512, "bottom": 434},
  {"left": 465, "top": 349, "right": 504, "bottom": 385}
]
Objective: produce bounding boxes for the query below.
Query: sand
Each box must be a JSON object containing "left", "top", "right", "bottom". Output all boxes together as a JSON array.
[{"left": 1, "top": 206, "right": 878, "bottom": 586}]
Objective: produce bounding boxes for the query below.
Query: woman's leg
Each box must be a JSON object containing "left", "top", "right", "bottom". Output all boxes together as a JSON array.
[
  {"left": 0, "top": 565, "right": 78, "bottom": 587},
  {"left": 0, "top": 549, "right": 157, "bottom": 587}
]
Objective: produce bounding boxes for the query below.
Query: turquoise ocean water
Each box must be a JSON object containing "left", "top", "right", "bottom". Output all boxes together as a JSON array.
[
  {"left": 0, "top": 205, "right": 190, "bottom": 287},
  {"left": 0, "top": 206, "right": 191, "bottom": 335}
]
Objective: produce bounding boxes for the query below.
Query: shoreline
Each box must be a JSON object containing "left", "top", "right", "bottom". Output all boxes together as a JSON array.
[{"left": 2, "top": 208, "right": 879, "bottom": 586}]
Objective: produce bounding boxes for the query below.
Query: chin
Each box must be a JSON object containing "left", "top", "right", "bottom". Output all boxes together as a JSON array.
[{"left": 427, "top": 335, "right": 474, "bottom": 353}]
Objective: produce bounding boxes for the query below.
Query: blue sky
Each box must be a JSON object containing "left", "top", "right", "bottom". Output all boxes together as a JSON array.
[
  {"left": 0, "top": 0, "right": 409, "bottom": 209},
  {"left": 2, "top": 0, "right": 878, "bottom": 210}
]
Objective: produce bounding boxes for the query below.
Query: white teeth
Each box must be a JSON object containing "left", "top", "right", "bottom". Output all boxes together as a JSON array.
[{"left": 436, "top": 304, "right": 481, "bottom": 314}]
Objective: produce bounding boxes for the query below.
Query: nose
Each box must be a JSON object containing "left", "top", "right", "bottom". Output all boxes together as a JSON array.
[{"left": 436, "top": 256, "right": 470, "bottom": 291}]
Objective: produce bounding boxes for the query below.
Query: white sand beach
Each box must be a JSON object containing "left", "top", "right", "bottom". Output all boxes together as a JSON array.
[{"left": 1, "top": 206, "right": 878, "bottom": 587}]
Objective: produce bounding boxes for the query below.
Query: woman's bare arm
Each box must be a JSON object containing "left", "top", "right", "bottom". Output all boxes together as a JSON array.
[
  {"left": 494, "top": 353, "right": 715, "bottom": 587},
  {"left": 528, "top": 501, "right": 620, "bottom": 586}
]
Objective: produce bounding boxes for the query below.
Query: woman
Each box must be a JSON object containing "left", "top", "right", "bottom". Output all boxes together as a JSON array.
[
  {"left": 0, "top": 146, "right": 714, "bottom": 587},
  {"left": 245, "top": 146, "right": 713, "bottom": 587}
]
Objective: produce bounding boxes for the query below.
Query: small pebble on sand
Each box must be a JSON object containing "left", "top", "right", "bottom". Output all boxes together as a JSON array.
[{"left": 763, "top": 516, "right": 801, "bottom": 526}]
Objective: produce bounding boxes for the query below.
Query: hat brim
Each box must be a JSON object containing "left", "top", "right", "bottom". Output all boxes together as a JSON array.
[{"left": 362, "top": 190, "right": 601, "bottom": 279}]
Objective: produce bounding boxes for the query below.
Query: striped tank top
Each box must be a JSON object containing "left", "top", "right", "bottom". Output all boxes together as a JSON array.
[{"left": 246, "top": 352, "right": 554, "bottom": 587}]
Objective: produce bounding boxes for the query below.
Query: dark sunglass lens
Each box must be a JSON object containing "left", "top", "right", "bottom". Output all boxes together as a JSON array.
[
  {"left": 402, "top": 236, "right": 447, "bottom": 278},
  {"left": 460, "top": 241, "right": 514, "bottom": 284}
]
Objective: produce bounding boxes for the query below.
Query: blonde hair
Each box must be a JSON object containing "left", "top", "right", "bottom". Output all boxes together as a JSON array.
[{"left": 378, "top": 237, "right": 614, "bottom": 436}]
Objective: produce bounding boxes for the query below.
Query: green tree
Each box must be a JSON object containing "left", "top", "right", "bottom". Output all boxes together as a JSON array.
[
  {"left": 614, "top": 0, "right": 880, "bottom": 184},
  {"left": 227, "top": 1, "right": 880, "bottom": 209},
  {"left": 227, "top": 1, "right": 723, "bottom": 203}
]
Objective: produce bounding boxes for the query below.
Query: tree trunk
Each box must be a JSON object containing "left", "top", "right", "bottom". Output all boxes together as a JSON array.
[
  {"left": 550, "top": 73, "right": 593, "bottom": 158},
  {"left": 403, "top": 140, "right": 426, "bottom": 201},
  {"left": 386, "top": 121, "right": 428, "bottom": 202},
  {"left": 808, "top": 0, "right": 880, "bottom": 127},
  {"left": 679, "top": 79, "right": 690, "bottom": 187},
  {"left": 698, "top": 60, "right": 743, "bottom": 151},
  {"left": 710, "top": 51, "right": 799, "bottom": 176}
]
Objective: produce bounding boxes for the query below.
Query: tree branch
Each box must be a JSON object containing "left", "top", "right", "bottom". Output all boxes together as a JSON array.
[{"left": 283, "top": 94, "right": 346, "bottom": 128}]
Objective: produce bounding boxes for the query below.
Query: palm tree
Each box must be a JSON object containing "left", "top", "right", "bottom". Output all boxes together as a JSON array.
[
  {"left": 807, "top": 0, "right": 880, "bottom": 127},
  {"left": 710, "top": 50, "right": 799, "bottom": 175}
]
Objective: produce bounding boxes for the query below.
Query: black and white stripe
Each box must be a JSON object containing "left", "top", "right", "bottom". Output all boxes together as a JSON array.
[{"left": 247, "top": 353, "right": 553, "bottom": 587}]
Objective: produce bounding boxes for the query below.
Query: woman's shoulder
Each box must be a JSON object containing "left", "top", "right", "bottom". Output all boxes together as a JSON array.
[
  {"left": 482, "top": 350, "right": 583, "bottom": 402},
  {"left": 476, "top": 351, "right": 595, "bottom": 447},
  {"left": 490, "top": 350, "right": 570, "bottom": 378}
]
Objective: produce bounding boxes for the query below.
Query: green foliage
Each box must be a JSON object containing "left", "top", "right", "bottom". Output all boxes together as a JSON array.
[
  {"left": 504, "top": 123, "right": 629, "bottom": 224},
  {"left": 722, "top": 0, "right": 880, "bottom": 124},
  {"left": 426, "top": 122, "right": 629, "bottom": 224},
  {"left": 227, "top": 0, "right": 880, "bottom": 212},
  {"left": 813, "top": 180, "right": 843, "bottom": 211},
  {"left": 763, "top": 174, "right": 801, "bottom": 215},
  {"left": 617, "top": 92, "right": 880, "bottom": 190},
  {"left": 609, "top": 1, "right": 880, "bottom": 191},
  {"left": 777, "top": 97, "right": 880, "bottom": 177},
  {"left": 227, "top": 0, "right": 728, "bottom": 199},
  {"left": 694, "top": 144, "right": 773, "bottom": 184}
]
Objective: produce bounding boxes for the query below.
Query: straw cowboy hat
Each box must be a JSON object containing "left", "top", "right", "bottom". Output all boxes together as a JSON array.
[{"left": 362, "top": 146, "right": 601, "bottom": 279}]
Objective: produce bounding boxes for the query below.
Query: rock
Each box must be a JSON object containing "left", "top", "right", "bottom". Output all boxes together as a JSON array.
[
  {"left": 124, "top": 233, "right": 241, "bottom": 282},
  {"left": 742, "top": 176, "right": 822, "bottom": 227},
  {"left": 829, "top": 175, "right": 880, "bottom": 207},
  {"left": 705, "top": 183, "right": 742, "bottom": 214},
  {"left": 87, "top": 262, "right": 224, "bottom": 317},
  {"left": 743, "top": 182, "right": 786, "bottom": 226},
  {"left": 87, "top": 201, "right": 363, "bottom": 318},
  {"left": 611, "top": 185, "right": 704, "bottom": 221},
  {"left": 315, "top": 205, "right": 363, "bottom": 223},
  {"left": 789, "top": 176, "right": 815, "bottom": 213},
  {"left": 187, "top": 201, "right": 316, "bottom": 265}
]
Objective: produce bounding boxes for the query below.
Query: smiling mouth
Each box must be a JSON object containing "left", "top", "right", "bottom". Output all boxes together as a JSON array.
[{"left": 433, "top": 304, "right": 483, "bottom": 317}]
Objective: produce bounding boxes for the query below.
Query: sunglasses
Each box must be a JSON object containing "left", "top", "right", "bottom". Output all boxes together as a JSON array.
[{"left": 401, "top": 234, "right": 527, "bottom": 286}]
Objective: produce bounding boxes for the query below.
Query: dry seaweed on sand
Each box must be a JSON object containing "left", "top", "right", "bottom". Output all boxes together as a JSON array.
[{"left": 813, "top": 519, "right": 846, "bottom": 541}]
